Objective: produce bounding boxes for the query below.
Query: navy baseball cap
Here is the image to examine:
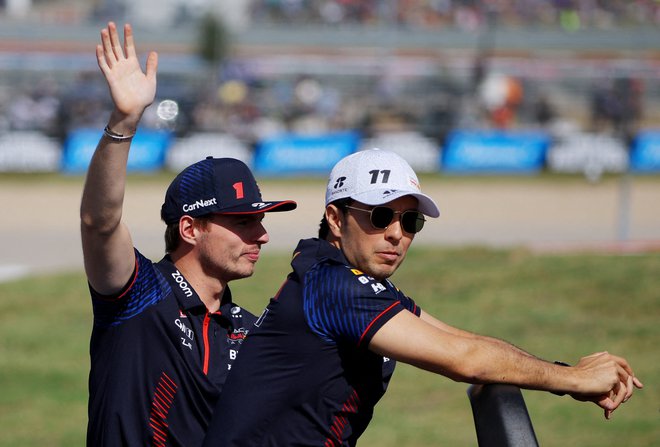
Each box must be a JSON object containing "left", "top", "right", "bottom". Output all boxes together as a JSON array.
[{"left": 161, "top": 157, "right": 297, "bottom": 224}]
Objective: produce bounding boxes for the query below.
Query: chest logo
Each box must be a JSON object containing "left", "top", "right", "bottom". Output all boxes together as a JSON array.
[{"left": 175, "top": 318, "right": 194, "bottom": 350}]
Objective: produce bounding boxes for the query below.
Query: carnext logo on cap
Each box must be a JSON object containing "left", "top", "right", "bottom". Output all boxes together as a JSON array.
[{"left": 183, "top": 198, "right": 217, "bottom": 212}]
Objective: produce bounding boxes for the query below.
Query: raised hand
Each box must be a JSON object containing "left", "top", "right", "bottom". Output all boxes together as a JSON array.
[{"left": 96, "top": 22, "right": 158, "bottom": 128}]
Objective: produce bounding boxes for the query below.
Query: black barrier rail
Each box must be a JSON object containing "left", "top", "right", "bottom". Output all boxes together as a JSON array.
[{"left": 468, "top": 384, "right": 539, "bottom": 447}]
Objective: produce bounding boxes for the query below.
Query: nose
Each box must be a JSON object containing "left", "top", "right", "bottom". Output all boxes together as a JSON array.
[
  {"left": 384, "top": 219, "right": 403, "bottom": 243},
  {"left": 256, "top": 221, "right": 269, "bottom": 245}
]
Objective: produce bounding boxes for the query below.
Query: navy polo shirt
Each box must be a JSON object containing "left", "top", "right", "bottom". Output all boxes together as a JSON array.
[
  {"left": 87, "top": 249, "right": 257, "bottom": 447},
  {"left": 202, "top": 238, "right": 422, "bottom": 447}
]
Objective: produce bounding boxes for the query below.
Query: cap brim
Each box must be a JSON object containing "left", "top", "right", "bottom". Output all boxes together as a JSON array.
[
  {"left": 353, "top": 191, "right": 439, "bottom": 218},
  {"left": 218, "top": 200, "right": 297, "bottom": 214}
]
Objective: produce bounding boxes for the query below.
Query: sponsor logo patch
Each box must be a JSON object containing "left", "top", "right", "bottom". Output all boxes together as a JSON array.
[
  {"left": 171, "top": 270, "right": 193, "bottom": 298},
  {"left": 175, "top": 318, "right": 194, "bottom": 350},
  {"left": 182, "top": 197, "right": 217, "bottom": 212},
  {"left": 227, "top": 327, "right": 248, "bottom": 345}
]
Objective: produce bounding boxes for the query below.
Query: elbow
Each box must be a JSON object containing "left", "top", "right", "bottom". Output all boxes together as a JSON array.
[{"left": 80, "top": 209, "right": 121, "bottom": 237}]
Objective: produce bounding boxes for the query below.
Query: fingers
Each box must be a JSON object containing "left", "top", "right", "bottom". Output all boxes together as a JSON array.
[
  {"left": 108, "top": 21, "right": 124, "bottom": 60},
  {"left": 623, "top": 374, "right": 633, "bottom": 402},
  {"left": 612, "top": 380, "right": 627, "bottom": 408},
  {"left": 593, "top": 377, "right": 634, "bottom": 420},
  {"left": 612, "top": 356, "right": 644, "bottom": 401},
  {"left": 603, "top": 380, "right": 627, "bottom": 420},
  {"left": 123, "top": 23, "right": 137, "bottom": 60},
  {"left": 145, "top": 51, "right": 159, "bottom": 81},
  {"left": 95, "top": 44, "right": 108, "bottom": 72},
  {"left": 99, "top": 22, "right": 134, "bottom": 68},
  {"left": 595, "top": 393, "right": 614, "bottom": 413},
  {"left": 99, "top": 26, "right": 114, "bottom": 68},
  {"left": 609, "top": 352, "right": 638, "bottom": 381}
]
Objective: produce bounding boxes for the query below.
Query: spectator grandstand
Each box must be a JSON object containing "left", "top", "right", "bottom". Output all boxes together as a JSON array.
[
  {"left": 248, "top": 0, "right": 660, "bottom": 30},
  {"left": 0, "top": 0, "right": 659, "bottom": 175}
]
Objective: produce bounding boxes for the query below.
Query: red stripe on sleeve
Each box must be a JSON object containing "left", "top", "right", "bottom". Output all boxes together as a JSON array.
[{"left": 358, "top": 302, "right": 399, "bottom": 347}]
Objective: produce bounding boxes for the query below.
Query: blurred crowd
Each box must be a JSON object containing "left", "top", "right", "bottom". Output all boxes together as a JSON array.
[
  {"left": 0, "top": 0, "right": 655, "bottom": 148},
  {"left": 0, "top": 65, "right": 646, "bottom": 149},
  {"left": 250, "top": 0, "right": 660, "bottom": 30}
]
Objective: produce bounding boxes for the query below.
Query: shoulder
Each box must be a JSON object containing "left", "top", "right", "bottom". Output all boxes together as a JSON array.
[
  {"left": 306, "top": 262, "right": 388, "bottom": 297},
  {"left": 91, "top": 250, "right": 170, "bottom": 326}
]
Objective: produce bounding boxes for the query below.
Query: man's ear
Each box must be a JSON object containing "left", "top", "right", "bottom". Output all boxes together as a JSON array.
[
  {"left": 326, "top": 205, "right": 343, "bottom": 239},
  {"left": 178, "top": 216, "right": 198, "bottom": 246}
]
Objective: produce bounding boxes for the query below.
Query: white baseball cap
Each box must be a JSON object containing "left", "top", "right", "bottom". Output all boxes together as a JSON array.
[{"left": 325, "top": 149, "right": 440, "bottom": 217}]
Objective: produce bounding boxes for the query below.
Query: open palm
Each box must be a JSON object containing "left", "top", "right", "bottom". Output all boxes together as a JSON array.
[{"left": 96, "top": 22, "right": 158, "bottom": 119}]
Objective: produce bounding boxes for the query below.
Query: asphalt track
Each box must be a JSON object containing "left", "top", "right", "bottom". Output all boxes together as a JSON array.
[{"left": 2, "top": 175, "right": 660, "bottom": 282}]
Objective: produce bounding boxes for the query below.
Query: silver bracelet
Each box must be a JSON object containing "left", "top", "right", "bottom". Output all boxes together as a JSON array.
[{"left": 103, "top": 125, "right": 135, "bottom": 142}]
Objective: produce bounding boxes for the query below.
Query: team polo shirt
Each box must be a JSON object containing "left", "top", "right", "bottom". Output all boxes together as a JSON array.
[
  {"left": 202, "top": 238, "right": 422, "bottom": 447},
  {"left": 87, "top": 249, "right": 257, "bottom": 447}
]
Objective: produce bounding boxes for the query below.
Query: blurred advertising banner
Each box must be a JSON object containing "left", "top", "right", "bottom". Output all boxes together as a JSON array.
[
  {"left": 166, "top": 133, "right": 253, "bottom": 172},
  {"left": 254, "top": 131, "right": 359, "bottom": 175},
  {"left": 61, "top": 128, "right": 172, "bottom": 174},
  {"left": 359, "top": 131, "right": 441, "bottom": 173},
  {"left": 0, "top": 131, "right": 60, "bottom": 172},
  {"left": 546, "top": 133, "right": 628, "bottom": 180},
  {"left": 630, "top": 130, "right": 660, "bottom": 173},
  {"left": 442, "top": 130, "right": 549, "bottom": 174}
]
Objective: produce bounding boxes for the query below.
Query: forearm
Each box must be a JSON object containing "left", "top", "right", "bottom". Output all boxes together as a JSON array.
[
  {"left": 80, "top": 134, "right": 130, "bottom": 228},
  {"left": 376, "top": 311, "right": 574, "bottom": 393},
  {"left": 420, "top": 310, "right": 537, "bottom": 360},
  {"left": 453, "top": 340, "right": 574, "bottom": 394},
  {"left": 375, "top": 307, "right": 642, "bottom": 418}
]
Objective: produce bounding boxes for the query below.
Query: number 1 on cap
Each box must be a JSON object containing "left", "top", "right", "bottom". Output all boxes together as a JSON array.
[{"left": 233, "top": 182, "right": 244, "bottom": 199}]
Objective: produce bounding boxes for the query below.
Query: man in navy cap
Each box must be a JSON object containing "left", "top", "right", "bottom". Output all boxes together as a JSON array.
[{"left": 80, "top": 22, "right": 296, "bottom": 446}]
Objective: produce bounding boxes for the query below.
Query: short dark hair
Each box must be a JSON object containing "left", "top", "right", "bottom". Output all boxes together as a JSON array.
[
  {"left": 318, "top": 198, "right": 353, "bottom": 239},
  {"left": 164, "top": 216, "right": 212, "bottom": 253}
]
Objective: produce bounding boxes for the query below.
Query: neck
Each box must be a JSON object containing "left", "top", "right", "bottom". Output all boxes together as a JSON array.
[{"left": 171, "top": 252, "right": 226, "bottom": 313}]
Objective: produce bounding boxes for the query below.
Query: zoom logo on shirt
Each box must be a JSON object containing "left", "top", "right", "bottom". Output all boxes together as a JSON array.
[{"left": 171, "top": 270, "right": 193, "bottom": 298}]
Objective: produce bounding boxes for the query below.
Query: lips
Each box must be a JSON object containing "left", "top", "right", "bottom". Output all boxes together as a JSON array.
[
  {"left": 244, "top": 251, "right": 260, "bottom": 262},
  {"left": 377, "top": 251, "right": 400, "bottom": 262}
]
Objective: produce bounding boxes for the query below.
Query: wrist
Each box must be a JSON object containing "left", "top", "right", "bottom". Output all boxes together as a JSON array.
[
  {"left": 551, "top": 361, "right": 571, "bottom": 396},
  {"left": 103, "top": 125, "right": 135, "bottom": 142},
  {"left": 106, "top": 109, "right": 142, "bottom": 136}
]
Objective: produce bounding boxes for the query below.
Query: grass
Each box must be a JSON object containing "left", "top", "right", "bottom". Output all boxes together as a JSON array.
[{"left": 0, "top": 247, "right": 658, "bottom": 446}]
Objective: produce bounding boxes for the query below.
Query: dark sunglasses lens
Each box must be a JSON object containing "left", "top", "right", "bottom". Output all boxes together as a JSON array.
[
  {"left": 370, "top": 207, "right": 395, "bottom": 229},
  {"left": 401, "top": 211, "right": 425, "bottom": 233}
]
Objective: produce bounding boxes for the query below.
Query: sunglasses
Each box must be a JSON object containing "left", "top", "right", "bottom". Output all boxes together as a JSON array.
[{"left": 344, "top": 205, "right": 426, "bottom": 234}]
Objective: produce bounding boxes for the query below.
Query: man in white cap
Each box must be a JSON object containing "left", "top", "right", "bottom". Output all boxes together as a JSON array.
[{"left": 203, "top": 149, "right": 642, "bottom": 447}]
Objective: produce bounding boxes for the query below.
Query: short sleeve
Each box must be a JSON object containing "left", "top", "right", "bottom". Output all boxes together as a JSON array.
[
  {"left": 90, "top": 249, "right": 169, "bottom": 327},
  {"left": 303, "top": 263, "right": 419, "bottom": 347}
]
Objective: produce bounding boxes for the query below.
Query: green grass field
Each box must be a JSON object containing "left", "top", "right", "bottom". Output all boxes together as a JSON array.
[{"left": 0, "top": 247, "right": 658, "bottom": 446}]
